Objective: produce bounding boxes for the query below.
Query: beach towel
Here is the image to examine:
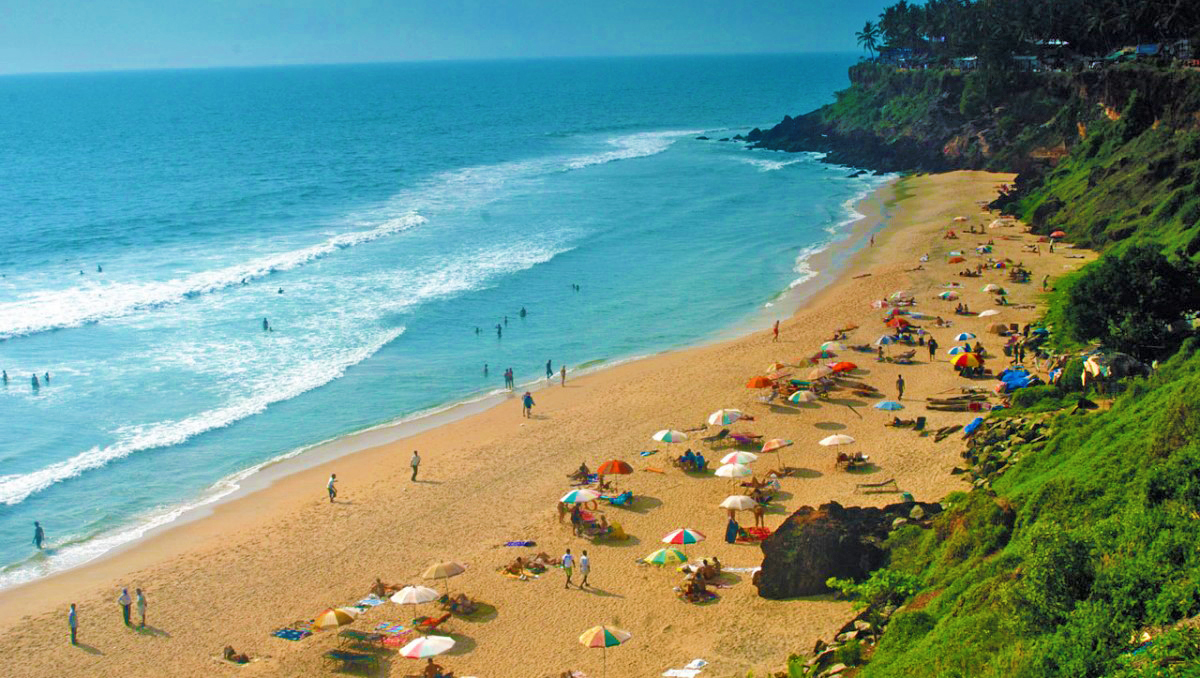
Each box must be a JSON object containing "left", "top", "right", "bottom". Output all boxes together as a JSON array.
[
  {"left": 640, "top": 449, "right": 658, "bottom": 457},
  {"left": 356, "top": 595, "right": 386, "bottom": 607},
  {"left": 663, "top": 670, "right": 702, "bottom": 678},
  {"left": 271, "top": 628, "right": 311, "bottom": 641},
  {"left": 643, "top": 467, "right": 665, "bottom": 474},
  {"left": 375, "top": 622, "right": 407, "bottom": 634},
  {"left": 724, "top": 567, "right": 761, "bottom": 573},
  {"left": 504, "top": 540, "right": 536, "bottom": 547},
  {"left": 685, "top": 659, "right": 709, "bottom": 669}
]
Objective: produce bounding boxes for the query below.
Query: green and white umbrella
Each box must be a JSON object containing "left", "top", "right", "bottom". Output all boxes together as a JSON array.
[
  {"left": 707, "top": 409, "right": 744, "bottom": 426},
  {"left": 643, "top": 548, "right": 688, "bottom": 565},
  {"left": 790, "top": 390, "right": 818, "bottom": 404},
  {"left": 720, "top": 451, "right": 758, "bottom": 465},
  {"left": 652, "top": 429, "right": 688, "bottom": 443},
  {"left": 662, "top": 528, "right": 706, "bottom": 545},
  {"left": 714, "top": 463, "right": 753, "bottom": 478},
  {"left": 561, "top": 489, "right": 601, "bottom": 504}
]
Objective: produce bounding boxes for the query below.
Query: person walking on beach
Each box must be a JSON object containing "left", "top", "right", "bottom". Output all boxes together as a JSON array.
[
  {"left": 522, "top": 391, "right": 535, "bottom": 418},
  {"left": 68, "top": 603, "right": 78, "bottom": 645},
  {"left": 870, "top": 234, "right": 875, "bottom": 247},
  {"left": 546, "top": 359, "right": 553, "bottom": 379},
  {"left": 560, "top": 365, "right": 566, "bottom": 386},
  {"left": 118, "top": 588, "right": 132, "bottom": 626},
  {"left": 1042, "top": 274, "right": 1050, "bottom": 291},
  {"left": 410, "top": 451, "right": 421, "bottom": 481},
  {"left": 327, "top": 474, "right": 337, "bottom": 503},
  {"left": 33, "top": 521, "right": 45, "bottom": 550},
  {"left": 579, "top": 549, "right": 591, "bottom": 588},
  {"left": 927, "top": 337, "right": 938, "bottom": 361},
  {"left": 772, "top": 320, "right": 780, "bottom": 342},
  {"left": 136, "top": 588, "right": 147, "bottom": 628},
  {"left": 562, "top": 548, "right": 574, "bottom": 589},
  {"left": 896, "top": 374, "right": 905, "bottom": 400}
]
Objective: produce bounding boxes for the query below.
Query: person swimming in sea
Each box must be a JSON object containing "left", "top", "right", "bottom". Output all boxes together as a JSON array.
[
  {"left": 97, "top": 264, "right": 103, "bottom": 273},
  {"left": 519, "top": 307, "right": 527, "bottom": 318},
  {"left": 263, "top": 318, "right": 269, "bottom": 331},
  {"left": 496, "top": 323, "right": 502, "bottom": 338},
  {"left": 2, "top": 370, "right": 7, "bottom": 385},
  {"left": 32, "top": 374, "right": 40, "bottom": 390}
]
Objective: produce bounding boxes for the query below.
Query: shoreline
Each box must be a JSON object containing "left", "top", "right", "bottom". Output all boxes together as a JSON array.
[
  {"left": 0, "top": 171, "right": 897, "bottom": 594},
  {"left": 0, "top": 170, "right": 1089, "bottom": 678}
]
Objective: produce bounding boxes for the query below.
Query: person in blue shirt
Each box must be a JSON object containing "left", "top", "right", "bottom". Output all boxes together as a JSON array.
[
  {"left": 681, "top": 449, "right": 696, "bottom": 469},
  {"left": 694, "top": 452, "right": 707, "bottom": 471}
]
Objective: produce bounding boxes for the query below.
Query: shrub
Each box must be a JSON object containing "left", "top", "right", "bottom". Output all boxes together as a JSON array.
[
  {"left": 827, "top": 569, "right": 921, "bottom": 611},
  {"left": 1008, "top": 523, "right": 1095, "bottom": 632}
]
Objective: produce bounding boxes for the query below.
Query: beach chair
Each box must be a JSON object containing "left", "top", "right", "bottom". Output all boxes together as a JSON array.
[
  {"left": 338, "top": 629, "right": 386, "bottom": 647},
  {"left": 412, "top": 613, "right": 451, "bottom": 634},
  {"left": 855, "top": 478, "right": 900, "bottom": 494},
  {"left": 322, "top": 650, "right": 376, "bottom": 672},
  {"left": 701, "top": 428, "right": 729, "bottom": 444},
  {"left": 600, "top": 490, "right": 633, "bottom": 507},
  {"left": 914, "top": 416, "right": 926, "bottom": 432},
  {"left": 835, "top": 452, "right": 869, "bottom": 469}
]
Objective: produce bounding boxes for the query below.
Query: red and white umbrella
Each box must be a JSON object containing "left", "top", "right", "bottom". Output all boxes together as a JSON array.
[
  {"left": 662, "top": 528, "right": 706, "bottom": 545},
  {"left": 721, "top": 451, "right": 759, "bottom": 465},
  {"left": 398, "top": 634, "right": 455, "bottom": 658}
]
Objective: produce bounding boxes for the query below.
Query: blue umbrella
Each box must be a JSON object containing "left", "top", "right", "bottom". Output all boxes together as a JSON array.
[
  {"left": 954, "top": 332, "right": 977, "bottom": 341},
  {"left": 874, "top": 335, "right": 895, "bottom": 346},
  {"left": 948, "top": 346, "right": 969, "bottom": 355},
  {"left": 874, "top": 401, "right": 904, "bottom": 411}
]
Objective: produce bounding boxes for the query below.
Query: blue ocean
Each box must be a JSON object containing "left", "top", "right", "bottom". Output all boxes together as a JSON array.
[{"left": 0, "top": 54, "right": 887, "bottom": 587}]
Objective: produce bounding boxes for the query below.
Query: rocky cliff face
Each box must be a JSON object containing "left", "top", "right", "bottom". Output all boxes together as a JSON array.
[{"left": 755, "top": 501, "right": 942, "bottom": 599}]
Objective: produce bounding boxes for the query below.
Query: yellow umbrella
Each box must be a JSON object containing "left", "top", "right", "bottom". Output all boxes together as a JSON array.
[
  {"left": 643, "top": 547, "right": 687, "bottom": 565},
  {"left": 423, "top": 561, "right": 467, "bottom": 592},
  {"left": 313, "top": 607, "right": 359, "bottom": 631},
  {"left": 579, "top": 625, "right": 632, "bottom": 678},
  {"left": 766, "top": 362, "right": 788, "bottom": 372}
]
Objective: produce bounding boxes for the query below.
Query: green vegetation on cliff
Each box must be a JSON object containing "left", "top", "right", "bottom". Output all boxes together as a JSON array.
[{"left": 826, "top": 342, "right": 1200, "bottom": 677}]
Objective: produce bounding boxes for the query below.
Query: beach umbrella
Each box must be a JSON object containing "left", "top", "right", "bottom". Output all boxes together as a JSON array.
[
  {"left": 954, "top": 332, "right": 977, "bottom": 341},
  {"left": 652, "top": 429, "right": 688, "bottom": 443},
  {"left": 789, "top": 390, "right": 818, "bottom": 403},
  {"left": 313, "top": 607, "right": 359, "bottom": 631},
  {"left": 953, "top": 216, "right": 968, "bottom": 222},
  {"left": 982, "top": 284, "right": 1003, "bottom": 292},
  {"left": 721, "top": 451, "right": 759, "bottom": 465},
  {"left": 994, "top": 261, "right": 1007, "bottom": 269},
  {"left": 561, "top": 489, "right": 601, "bottom": 504},
  {"left": 766, "top": 362, "right": 789, "bottom": 372},
  {"left": 745, "top": 376, "right": 774, "bottom": 388},
  {"left": 831, "top": 361, "right": 857, "bottom": 373},
  {"left": 720, "top": 495, "right": 758, "bottom": 511},
  {"left": 948, "top": 346, "right": 969, "bottom": 355},
  {"left": 707, "top": 409, "right": 744, "bottom": 426},
  {"left": 398, "top": 635, "right": 455, "bottom": 659},
  {"left": 938, "top": 291, "right": 959, "bottom": 300},
  {"left": 871, "top": 299, "right": 890, "bottom": 309},
  {"left": 948, "top": 250, "right": 963, "bottom": 256},
  {"left": 643, "top": 548, "right": 687, "bottom": 566},
  {"left": 761, "top": 438, "right": 793, "bottom": 453},
  {"left": 978, "top": 309, "right": 1000, "bottom": 317},
  {"left": 874, "top": 335, "right": 895, "bottom": 346},
  {"left": 596, "top": 460, "right": 634, "bottom": 476},
  {"left": 714, "top": 463, "right": 753, "bottom": 478},
  {"left": 821, "top": 341, "right": 846, "bottom": 352},
  {"left": 953, "top": 352, "right": 984, "bottom": 368},
  {"left": 391, "top": 586, "right": 440, "bottom": 606},
  {"left": 1050, "top": 230, "right": 1066, "bottom": 238},
  {"left": 808, "top": 365, "right": 833, "bottom": 379},
  {"left": 579, "top": 625, "right": 632, "bottom": 678},
  {"left": 808, "top": 350, "right": 836, "bottom": 361},
  {"left": 662, "top": 528, "right": 706, "bottom": 545},
  {"left": 886, "top": 317, "right": 910, "bottom": 329},
  {"left": 874, "top": 401, "right": 904, "bottom": 411},
  {"left": 948, "top": 256, "right": 966, "bottom": 263},
  {"left": 819, "top": 434, "right": 855, "bottom": 446},
  {"left": 423, "top": 561, "right": 467, "bottom": 593}
]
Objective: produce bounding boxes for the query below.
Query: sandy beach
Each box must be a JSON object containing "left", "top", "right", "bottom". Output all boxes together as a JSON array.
[{"left": 0, "top": 171, "right": 1094, "bottom": 678}]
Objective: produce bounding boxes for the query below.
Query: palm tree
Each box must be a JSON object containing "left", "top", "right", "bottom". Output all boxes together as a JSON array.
[{"left": 856, "top": 20, "right": 881, "bottom": 57}]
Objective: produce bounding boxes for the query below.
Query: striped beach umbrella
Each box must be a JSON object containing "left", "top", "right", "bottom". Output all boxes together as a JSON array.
[
  {"left": 720, "top": 495, "right": 758, "bottom": 511},
  {"left": 721, "top": 451, "right": 759, "bottom": 465},
  {"left": 982, "top": 283, "right": 1003, "bottom": 292},
  {"left": 643, "top": 548, "right": 687, "bottom": 565},
  {"left": 874, "top": 335, "right": 895, "bottom": 346},
  {"left": 819, "top": 434, "right": 856, "bottom": 446},
  {"left": 652, "top": 429, "right": 688, "bottom": 443},
  {"left": 938, "top": 291, "right": 959, "bottom": 300},
  {"left": 662, "top": 528, "right": 706, "bottom": 545},
  {"left": 313, "top": 607, "right": 359, "bottom": 631},
  {"left": 948, "top": 346, "right": 969, "bottom": 355},
  {"left": 761, "top": 438, "right": 793, "bottom": 453},
  {"left": 954, "top": 332, "right": 977, "bottom": 341},
  {"left": 707, "top": 409, "right": 744, "bottom": 426},
  {"left": 714, "top": 463, "right": 752, "bottom": 478},
  {"left": 391, "top": 586, "right": 440, "bottom": 605},
  {"left": 889, "top": 290, "right": 910, "bottom": 300},
  {"left": 953, "top": 352, "right": 984, "bottom": 368},
  {"left": 821, "top": 341, "right": 846, "bottom": 352},
  {"left": 766, "top": 362, "right": 789, "bottom": 372},
  {"left": 560, "top": 489, "right": 600, "bottom": 504},
  {"left": 874, "top": 401, "right": 904, "bottom": 411},
  {"left": 398, "top": 634, "right": 455, "bottom": 659},
  {"left": 789, "top": 390, "right": 818, "bottom": 404},
  {"left": 596, "top": 460, "right": 634, "bottom": 476},
  {"left": 579, "top": 625, "right": 632, "bottom": 678},
  {"left": 886, "top": 317, "right": 911, "bottom": 328}
]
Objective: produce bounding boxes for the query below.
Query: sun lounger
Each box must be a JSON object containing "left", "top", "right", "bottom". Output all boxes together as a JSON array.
[
  {"left": 322, "top": 650, "right": 376, "bottom": 672},
  {"left": 701, "top": 428, "right": 729, "bottom": 443},
  {"left": 835, "top": 452, "right": 870, "bottom": 469},
  {"left": 412, "top": 612, "right": 451, "bottom": 633},
  {"left": 855, "top": 478, "right": 900, "bottom": 494},
  {"left": 600, "top": 490, "right": 633, "bottom": 507}
]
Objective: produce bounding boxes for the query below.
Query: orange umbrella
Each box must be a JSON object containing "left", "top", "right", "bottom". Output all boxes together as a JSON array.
[
  {"left": 1050, "top": 230, "right": 1066, "bottom": 238},
  {"left": 886, "top": 317, "right": 910, "bottom": 329},
  {"left": 746, "top": 376, "right": 773, "bottom": 388},
  {"left": 953, "top": 352, "right": 984, "bottom": 368},
  {"left": 831, "top": 361, "right": 857, "bottom": 373},
  {"left": 948, "top": 256, "right": 966, "bottom": 263},
  {"left": 596, "top": 460, "right": 633, "bottom": 476}
]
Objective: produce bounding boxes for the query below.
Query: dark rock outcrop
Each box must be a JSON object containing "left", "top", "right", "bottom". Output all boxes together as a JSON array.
[{"left": 756, "top": 501, "right": 940, "bottom": 599}]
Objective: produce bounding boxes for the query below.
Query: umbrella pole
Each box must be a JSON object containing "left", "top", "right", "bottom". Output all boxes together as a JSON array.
[{"left": 603, "top": 645, "right": 607, "bottom": 678}]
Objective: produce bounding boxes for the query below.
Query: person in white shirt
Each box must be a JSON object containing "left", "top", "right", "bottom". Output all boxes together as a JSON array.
[
  {"left": 579, "top": 550, "right": 591, "bottom": 588},
  {"left": 561, "top": 548, "right": 574, "bottom": 589},
  {"left": 411, "top": 451, "right": 421, "bottom": 482},
  {"left": 136, "top": 588, "right": 147, "bottom": 628},
  {"left": 117, "top": 588, "right": 132, "bottom": 626},
  {"left": 327, "top": 474, "right": 337, "bottom": 503}
]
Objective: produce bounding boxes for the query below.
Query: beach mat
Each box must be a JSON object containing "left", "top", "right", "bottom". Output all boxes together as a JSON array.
[
  {"left": 504, "top": 540, "right": 536, "bottom": 547},
  {"left": 271, "top": 628, "right": 311, "bottom": 641}
]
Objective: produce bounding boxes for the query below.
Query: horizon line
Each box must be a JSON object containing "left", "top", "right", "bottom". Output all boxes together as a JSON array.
[{"left": 0, "top": 48, "right": 860, "bottom": 79}]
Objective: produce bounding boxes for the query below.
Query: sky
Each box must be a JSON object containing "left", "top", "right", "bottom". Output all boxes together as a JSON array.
[{"left": 0, "top": 0, "right": 898, "bottom": 75}]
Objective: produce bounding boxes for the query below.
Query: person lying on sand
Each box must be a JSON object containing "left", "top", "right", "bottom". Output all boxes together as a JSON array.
[
  {"left": 223, "top": 646, "right": 250, "bottom": 664},
  {"left": 503, "top": 557, "right": 526, "bottom": 576},
  {"left": 371, "top": 578, "right": 402, "bottom": 598}
]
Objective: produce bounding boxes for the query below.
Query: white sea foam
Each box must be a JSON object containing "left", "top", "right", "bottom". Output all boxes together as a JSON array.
[
  {"left": 0, "top": 214, "right": 427, "bottom": 340},
  {"left": 739, "top": 156, "right": 806, "bottom": 172},
  {"left": 0, "top": 326, "right": 405, "bottom": 506}
]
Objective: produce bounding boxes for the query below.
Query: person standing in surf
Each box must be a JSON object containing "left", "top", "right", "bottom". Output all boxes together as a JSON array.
[
  {"left": 545, "top": 359, "right": 553, "bottom": 379},
  {"left": 33, "top": 521, "right": 45, "bottom": 550}
]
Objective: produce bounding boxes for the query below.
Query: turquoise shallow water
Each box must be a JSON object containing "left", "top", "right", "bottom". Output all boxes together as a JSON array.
[{"left": 0, "top": 53, "right": 888, "bottom": 587}]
